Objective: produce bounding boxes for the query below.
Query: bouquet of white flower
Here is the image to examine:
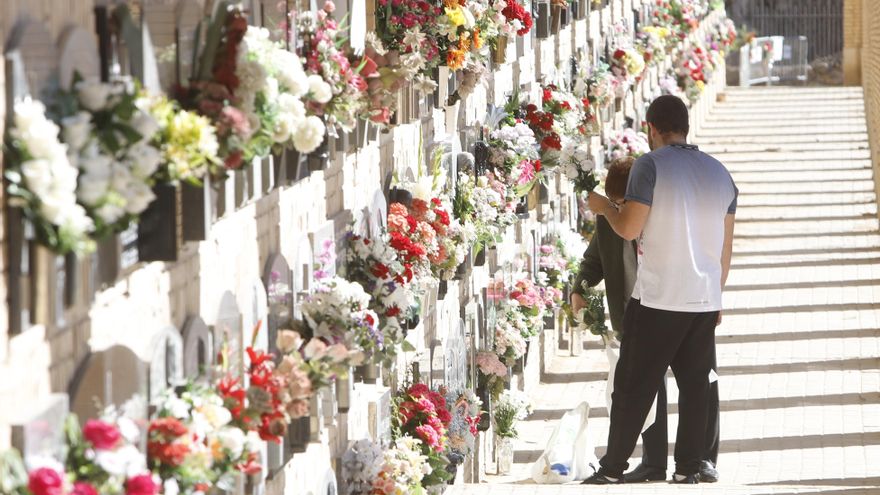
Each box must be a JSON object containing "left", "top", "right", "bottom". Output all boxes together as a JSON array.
[{"left": 4, "top": 98, "right": 95, "bottom": 254}]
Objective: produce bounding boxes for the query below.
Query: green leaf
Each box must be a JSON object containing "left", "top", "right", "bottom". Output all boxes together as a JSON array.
[{"left": 401, "top": 340, "right": 416, "bottom": 352}]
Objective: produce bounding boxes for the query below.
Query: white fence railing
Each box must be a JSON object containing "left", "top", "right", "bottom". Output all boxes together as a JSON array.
[{"left": 739, "top": 35, "right": 809, "bottom": 87}]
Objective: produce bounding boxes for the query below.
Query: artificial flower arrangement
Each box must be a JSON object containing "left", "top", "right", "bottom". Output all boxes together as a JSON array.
[
  {"left": 4, "top": 98, "right": 95, "bottom": 254},
  {"left": 492, "top": 298, "right": 530, "bottom": 365},
  {"left": 369, "top": 436, "right": 433, "bottom": 495},
  {"left": 142, "top": 94, "right": 222, "bottom": 185},
  {"left": 475, "top": 350, "right": 508, "bottom": 400},
  {"left": 443, "top": 388, "right": 482, "bottom": 469},
  {"left": 707, "top": 17, "right": 737, "bottom": 56},
  {"left": 636, "top": 25, "right": 673, "bottom": 67},
  {"left": 436, "top": 0, "right": 487, "bottom": 72},
  {"left": 14, "top": 402, "right": 158, "bottom": 495},
  {"left": 499, "top": 0, "right": 534, "bottom": 37},
  {"left": 392, "top": 382, "right": 454, "bottom": 489},
  {"left": 297, "top": 1, "right": 368, "bottom": 135},
  {"left": 609, "top": 46, "right": 646, "bottom": 95},
  {"left": 653, "top": 0, "right": 702, "bottom": 42},
  {"left": 373, "top": 0, "right": 443, "bottom": 91},
  {"left": 521, "top": 84, "right": 592, "bottom": 170},
  {"left": 676, "top": 41, "right": 716, "bottom": 104},
  {"left": 149, "top": 384, "right": 262, "bottom": 494},
  {"left": 486, "top": 101, "right": 542, "bottom": 197},
  {"left": 344, "top": 232, "right": 419, "bottom": 364},
  {"left": 582, "top": 61, "right": 618, "bottom": 110},
  {"left": 560, "top": 137, "right": 598, "bottom": 195},
  {"left": 176, "top": 5, "right": 324, "bottom": 173},
  {"left": 452, "top": 171, "right": 518, "bottom": 251},
  {"left": 359, "top": 33, "right": 409, "bottom": 125},
  {"left": 493, "top": 389, "right": 532, "bottom": 439},
  {"left": 606, "top": 128, "right": 650, "bottom": 161}
]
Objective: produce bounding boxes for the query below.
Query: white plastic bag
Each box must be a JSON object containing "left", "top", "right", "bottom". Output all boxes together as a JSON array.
[
  {"left": 605, "top": 342, "right": 658, "bottom": 433},
  {"left": 530, "top": 402, "right": 598, "bottom": 483}
]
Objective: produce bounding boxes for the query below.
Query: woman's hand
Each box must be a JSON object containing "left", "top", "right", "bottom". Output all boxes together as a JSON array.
[{"left": 587, "top": 191, "right": 613, "bottom": 216}]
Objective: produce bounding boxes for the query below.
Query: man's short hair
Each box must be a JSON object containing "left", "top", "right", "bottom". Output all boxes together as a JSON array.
[
  {"left": 605, "top": 156, "right": 635, "bottom": 201},
  {"left": 646, "top": 95, "right": 689, "bottom": 136}
]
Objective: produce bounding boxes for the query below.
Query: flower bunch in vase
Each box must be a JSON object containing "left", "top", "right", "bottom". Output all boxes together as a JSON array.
[
  {"left": 275, "top": 329, "right": 363, "bottom": 411},
  {"left": 488, "top": 120, "right": 541, "bottom": 196},
  {"left": 387, "top": 196, "right": 449, "bottom": 281},
  {"left": 374, "top": 0, "right": 443, "bottom": 88},
  {"left": 500, "top": 0, "right": 534, "bottom": 36},
  {"left": 636, "top": 25, "right": 673, "bottom": 66},
  {"left": 393, "top": 383, "right": 454, "bottom": 487},
  {"left": 493, "top": 389, "right": 532, "bottom": 439},
  {"left": 610, "top": 46, "right": 646, "bottom": 90},
  {"left": 707, "top": 17, "right": 737, "bottom": 55},
  {"left": 475, "top": 351, "right": 508, "bottom": 399},
  {"left": 341, "top": 439, "right": 385, "bottom": 495},
  {"left": 344, "top": 233, "right": 419, "bottom": 361},
  {"left": 299, "top": 272, "right": 383, "bottom": 356},
  {"left": 371, "top": 436, "right": 432, "bottom": 494},
  {"left": 148, "top": 384, "right": 262, "bottom": 494},
  {"left": 297, "top": 1, "right": 368, "bottom": 134},
  {"left": 4, "top": 98, "right": 95, "bottom": 254},
  {"left": 359, "top": 33, "right": 408, "bottom": 125},
  {"left": 493, "top": 303, "right": 529, "bottom": 365},
  {"left": 142, "top": 94, "right": 221, "bottom": 185},
  {"left": 607, "top": 128, "right": 650, "bottom": 160},
  {"left": 453, "top": 172, "right": 518, "bottom": 250},
  {"left": 444, "top": 389, "right": 482, "bottom": 468},
  {"left": 676, "top": 42, "right": 715, "bottom": 104},
  {"left": 509, "top": 277, "right": 550, "bottom": 334},
  {"left": 54, "top": 79, "right": 163, "bottom": 238},
  {"left": 583, "top": 61, "right": 618, "bottom": 110},
  {"left": 436, "top": 0, "right": 489, "bottom": 71}
]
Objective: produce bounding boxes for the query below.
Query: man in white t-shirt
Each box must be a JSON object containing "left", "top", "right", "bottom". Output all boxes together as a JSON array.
[{"left": 581, "top": 95, "right": 737, "bottom": 485}]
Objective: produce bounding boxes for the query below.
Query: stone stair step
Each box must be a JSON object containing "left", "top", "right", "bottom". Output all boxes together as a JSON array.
[
  {"left": 736, "top": 190, "right": 876, "bottom": 207},
  {"left": 698, "top": 132, "right": 870, "bottom": 145},
  {"left": 735, "top": 202, "right": 877, "bottom": 220},
  {"left": 704, "top": 141, "right": 871, "bottom": 154},
  {"left": 697, "top": 124, "right": 869, "bottom": 137}
]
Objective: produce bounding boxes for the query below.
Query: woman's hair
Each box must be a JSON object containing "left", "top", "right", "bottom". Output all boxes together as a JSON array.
[{"left": 605, "top": 156, "right": 635, "bottom": 201}]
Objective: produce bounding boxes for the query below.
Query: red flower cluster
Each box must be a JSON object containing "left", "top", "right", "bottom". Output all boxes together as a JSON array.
[
  {"left": 502, "top": 0, "right": 533, "bottom": 36},
  {"left": 147, "top": 418, "right": 191, "bottom": 468},
  {"left": 82, "top": 419, "right": 121, "bottom": 450},
  {"left": 524, "top": 104, "right": 562, "bottom": 153},
  {"left": 396, "top": 383, "right": 452, "bottom": 452},
  {"left": 387, "top": 198, "right": 452, "bottom": 271}
]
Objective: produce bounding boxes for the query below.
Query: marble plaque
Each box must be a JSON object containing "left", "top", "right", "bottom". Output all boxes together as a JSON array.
[
  {"left": 182, "top": 316, "right": 214, "bottom": 379},
  {"left": 149, "top": 326, "right": 184, "bottom": 403}
]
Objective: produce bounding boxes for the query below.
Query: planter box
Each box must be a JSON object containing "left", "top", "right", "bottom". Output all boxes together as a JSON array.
[
  {"left": 536, "top": 1, "right": 551, "bottom": 39},
  {"left": 138, "top": 183, "right": 178, "bottom": 262},
  {"left": 180, "top": 179, "right": 214, "bottom": 242}
]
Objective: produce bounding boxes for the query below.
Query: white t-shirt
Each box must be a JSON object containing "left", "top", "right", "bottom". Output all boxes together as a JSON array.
[{"left": 625, "top": 144, "right": 737, "bottom": 313}]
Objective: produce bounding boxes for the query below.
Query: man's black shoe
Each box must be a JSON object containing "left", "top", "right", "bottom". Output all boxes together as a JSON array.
[
  {"left": 581, "top": 472, "right": 624, "bottom": 485},
  {"left": 624, "top": 463, "right": 666, "bottom": 483},
  {"left": 699, "top": 460, "right": 719, "bottom": 483},
  {"left": 671, "top": 473, "right": 699, "bottom": 484}
]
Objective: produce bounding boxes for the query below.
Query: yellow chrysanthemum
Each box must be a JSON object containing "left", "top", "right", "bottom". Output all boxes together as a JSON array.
[{"left": 446, "top": 6, "right": 466, "bottom": 27}]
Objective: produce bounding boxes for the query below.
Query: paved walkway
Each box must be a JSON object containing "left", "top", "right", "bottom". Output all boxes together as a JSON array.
[{"left": 451, "top": 87, "right": 880, "bottom": 494}]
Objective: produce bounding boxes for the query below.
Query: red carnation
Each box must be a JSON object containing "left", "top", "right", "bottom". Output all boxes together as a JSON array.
[
  {"left": 126, "top": 474, "right": 159, "bottom": 495},
  {"left": 72, "top": 482, "right": 99, "bottom": 495},
  {"left": 28, "top": 468, "right": 64, "bottom": 495},
  {"left": 83, "top": 419, "right": 122, "bottom": 450}
]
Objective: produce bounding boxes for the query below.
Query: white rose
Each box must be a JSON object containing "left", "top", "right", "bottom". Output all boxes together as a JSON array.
[
  {"left": 76, "top": 80, "right": 113, "bottom": 112},
  {"left": 21, "top": 117, "right": 63, "bottom": 158},
  {"left": 303, "top": 338, "right": 328, "bottom": 360},
  {"left": 264, "top": 76, "right": 280, "bottom": 101},
  {"left": 275, "top": 51, "right": 309, "bottom": 96},
  {"left": 61, "top": 111, "right": 93, "bottom": 151},
  {"left": 292, "top": 115, "right": 325, "bottom": 154},
  {"left": 110, "top": 162, "right": 134, "bottom": 191},
  {"left": 130, "top": 110, "right": 160, "bottom": 143},
  {"left": 326, "top": 344, "right": 350, "bottom": 363},
  {"left": 94, "top": 444, "right": 145, "bottom": 477},
  {"left": 20, "top": 159, "right": 53, "bottom": 196},
  {"left": 307, "top": 74, "right": 333, "bottom": 104},
  {"left": 124, "top": 181, "right": 156, "bottom": 215},
  {"left": 77, "top": 173, "right": 110, "bottom": 206},
  {"left": 59, "top": 205, "right": 94, "bottom": 235},
  {"left": 216, "top": 427, "right": 246, "bottom": 458},
  {"left": 96, "top": 202, "right": 126, "bottom": 224},
  {"left": 13, "top": 99, "right": 48, "bottom": 133},
  {"left": 163, "top": 479, "right": 180, "bottom": 495},
  {"left": 272, "top": 114, "right": 295, "bottom": 144},
  {"left": 126, "top": 142, "right": 162, "bottom": 178}
]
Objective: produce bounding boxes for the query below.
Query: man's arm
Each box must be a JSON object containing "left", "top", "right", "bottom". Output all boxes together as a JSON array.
[
  {"left": 587, "top": 193, "right": 651, "bottom": 241},
  {"left": 720, "top": 213, "right": 735, "bottom": 289}
]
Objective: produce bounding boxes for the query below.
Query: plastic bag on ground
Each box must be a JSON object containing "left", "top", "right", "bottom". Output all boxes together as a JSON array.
[{"left": 530, "top": 402, "right": 598, "bottom": 483}]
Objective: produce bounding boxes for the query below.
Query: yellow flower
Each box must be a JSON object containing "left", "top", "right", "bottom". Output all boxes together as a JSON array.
[
  {"left": 696, "top": 80, "right": 706, "bottom": 91},
  {"left": 446, "top": 6, "right": 466, "bottom": 27},
  {"left": 474, "top": 28, "right": 483, "bottom": 50},
  {"left": 447, "top": 49, "right": 466, "bottom": 70}
]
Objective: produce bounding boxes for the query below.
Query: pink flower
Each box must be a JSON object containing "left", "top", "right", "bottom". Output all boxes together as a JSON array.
[
  {"left": 389, "top": 203, "right": 409, "bottom": 217},
  {"left": 415, "top": 424, "right": 442, "bottom": 451},
  {"left": 83, "top": 419, "right": 122, "bottom": 450},
  {"left": 126, "top": 474, "right": 159, "bottom": 495},
  {"left": 323, "top": 0, "right": 336, "bottom": 12},
  {"left": 387, "top": 213, "right": 409, "bottom": 233},
  {"left": 28, "top": 468, "right": 64, "bottom": 495},
  {"left": 72, "top": 483, "right": 99, "bottom": 495}
]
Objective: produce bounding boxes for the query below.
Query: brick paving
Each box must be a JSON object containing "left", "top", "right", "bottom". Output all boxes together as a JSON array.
[{"left": 449, "top": 87, "right": 880, "bottom": 494}]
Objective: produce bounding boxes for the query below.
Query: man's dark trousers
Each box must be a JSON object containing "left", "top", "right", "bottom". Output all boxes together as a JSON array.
[
  {"left": 640, "top": 350, "right": 720, "bottom": 469},
  {"left": 598, "top": 299, "right": 718, "bottom": 478}
]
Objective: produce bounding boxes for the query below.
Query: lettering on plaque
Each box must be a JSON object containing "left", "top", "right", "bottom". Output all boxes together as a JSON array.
[{"left": 149, "top": 326, "right": 184, "bottom": 403}]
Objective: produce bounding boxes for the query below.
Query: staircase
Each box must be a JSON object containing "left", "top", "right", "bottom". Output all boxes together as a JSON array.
[{"left": 450, "top": 87, "right": 880, "bottom": 494}]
